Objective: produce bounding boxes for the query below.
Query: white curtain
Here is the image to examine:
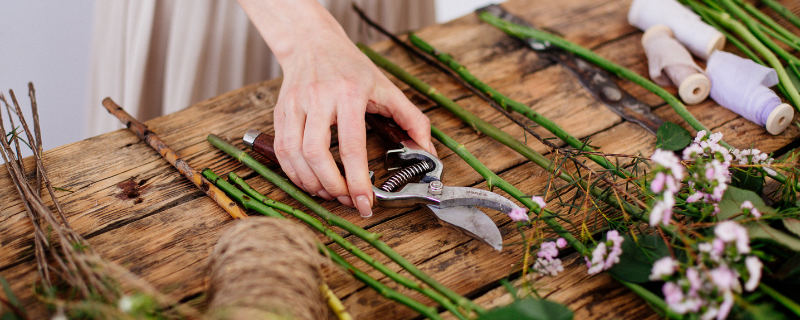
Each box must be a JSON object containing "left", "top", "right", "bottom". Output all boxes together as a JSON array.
[{"left": 86, "top": 0, "right": 435, "bottom": 136}]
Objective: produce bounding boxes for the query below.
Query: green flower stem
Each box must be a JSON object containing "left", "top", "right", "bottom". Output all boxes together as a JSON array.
[
  {"left": 358, "top": 43, "right": 643, "bottom": 221},
  {"left": 325, "top": 246, "right": 444, "bottom": 320},
  {"left": 759, "top": 283, "right": 800, "bottom": 317},
  {"left": 720, "top": 0, "right": 800, "bottom": 67},
  {"left": 201, "top": 169, "right": 284, "bottom": 218},
  {"left": 481, "top": 6, "right": 800, "bottom": 190},
  {"left": 408, "top": 33, "right": 630, "bottom": 181},
  {"left": 201, "top": 169, "right": 449, "bottom": 319},
  {"left": 359, "top": 42, "right": 675, "bottom": 318},
  {"left": 431, "top": 126, "right": 588, "bottom": 254},
  {"left": 434, "top": 118, "right": 675, "bottom": 318},
  {"left": 736, "top": 0, "right": 800, "bottom": 50},
  {"left": 477, "top": 12, "right": 715, "bottom": 146},
  {"left": 702, "top": 0, "right": 800, "bottom": 110},
  {"left": 759, "top": 0, "right": 800, "bottom": 30},
  {"left": 683, "top": 0, "right": 763, "bottom": 64},
  {"left": 753, "top": 20, "right": 800, "bottom": 54},
  {"left": 612, "top": 275, "right": 681, "bottom": 319},
  {"left": 226, "top": 172, "right": 468, "bottom": 320},
  {"left": 206, "top": 134, "right": 484, "bottom": 314},
  {"left": 684, "top": 0, "right": 796, "bottom": 99}
]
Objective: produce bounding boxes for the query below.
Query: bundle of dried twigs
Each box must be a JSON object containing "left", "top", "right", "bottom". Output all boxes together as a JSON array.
[{"left": 0, "top": 83, "right": 196, "bottom": 319}]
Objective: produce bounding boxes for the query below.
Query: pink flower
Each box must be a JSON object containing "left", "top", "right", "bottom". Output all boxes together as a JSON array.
[
  {"left": 741, "top": 201, "right": 761, "bottom": 219},
  {"left": 683, "top": 144, "right": 705, "bottom": 160},
  {"left": 717, "top": 291, "right": 734, "bottom": 320},
  {"left": 508, "top": 207, "right": 528, "bottom": 222},
  {"left": 711, "top": 238, "right": 725, "bottom": 259},
  {"left": 649, "top": 257, "right": 677, "bottom": 281},
  {"left": 686, "top": 267, "right": 701, "bottom": 296},
  {"left": 538, "top": 241, "right": 558, "bottom": 260},
  {"left": 556, "top": 238, "right": 567, "bottom": 249},
  {"left": 650, "top": 200, "right": 672, "bottom": 227},
  {"left": 694, "top": 130, "right": 707, "bottom": 143},
  {"left": 531, "top": 196, "right": 547, "bottom": 208},
  {"left": 605, "top": 230, "right": 624, "bottom": 267},
  {"left": 744, "top": 256, "right": 762, "bottom": 291},
  {"left": 709, "top": 265, "right": 737, "bottom": 291},
  {"left": 651, "top": 172, "right": 667, "bottom": 193},
  {"left": 586, "top": 243, "right": 607, "bottom": 275},
  {"left": 663, "top": 281, "right": 684, "bottom": 306},
  {"left": 686, "top": 191, "right": 704, "bottom": 203},
  {"left": 715, "top": 221, "right": 750, "bottom": 254},
  {"left": 534, "top": 257, "right": 564, "bottom": 276}
]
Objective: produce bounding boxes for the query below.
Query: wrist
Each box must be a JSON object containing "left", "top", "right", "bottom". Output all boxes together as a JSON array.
[{"left": 238, "top": 0, "right": 347, "bottom": 64}]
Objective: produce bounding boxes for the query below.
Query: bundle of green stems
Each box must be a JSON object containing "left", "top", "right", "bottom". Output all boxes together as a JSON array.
[{"left": 204, "top": 135, "right": 481, "bottom": 320}]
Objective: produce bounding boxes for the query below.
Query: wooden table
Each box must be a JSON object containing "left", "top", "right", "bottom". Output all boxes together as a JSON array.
[{"left": 2, "top": 0, "right": 799, "bottom": 318}]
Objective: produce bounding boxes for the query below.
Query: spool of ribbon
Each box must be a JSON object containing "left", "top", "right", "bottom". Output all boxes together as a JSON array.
[
  {"left": 628, "top": 0, "right": 725, "bottom": 60},
  {"left": 706, "top": 51, "right": 794, "bottom": 135},
  {"left": 641, "top": 25, "right": 710, "bottom": 105}
]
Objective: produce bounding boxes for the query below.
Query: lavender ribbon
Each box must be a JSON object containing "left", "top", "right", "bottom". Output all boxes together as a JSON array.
[{"left": 706, "top": 51, "right": 781, "bottom": 126}]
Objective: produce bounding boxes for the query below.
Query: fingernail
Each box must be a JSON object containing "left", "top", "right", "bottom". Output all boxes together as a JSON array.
[
  {"left": 338, "top": 195, "right": 354, "bottom": 207},
  {"left": 428, "top": 141, "right": 438, "bottom": 157},
  {"left": 355, "top": 195, "right": 372, "bottom": 218},
  {"left": 318, "top": 189, "right": 334, "bottom": 201}
]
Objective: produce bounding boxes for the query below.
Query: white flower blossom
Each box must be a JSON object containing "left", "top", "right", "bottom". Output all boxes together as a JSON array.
[
  {"left": 533, "top": 239, "right": 565, "bottom": 277},
  {"left": 119, "top": 295, "right": 134, "bottom": 313},
  {"left": 649, "top": 257, "right": 677, "bottom": 281},
  {"left": 586, "top": 242, "right": 607, "bottom": 275},
  {"left": 744, "top": 256, "right": 762, "bottom": 291},
  {"left": 741, "top": 200, "right": 761, "bottom": 219},
  {"left": 534, "top": 257, "right": 564, "bottom": 276}
]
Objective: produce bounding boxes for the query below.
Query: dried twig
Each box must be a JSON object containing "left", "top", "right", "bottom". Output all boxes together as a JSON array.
[
  {"left": 101, "top": 97, "right": 248, "bottom": 220},
  {"left": 1, "top": 85, "right": 199, "bottom": 318}
]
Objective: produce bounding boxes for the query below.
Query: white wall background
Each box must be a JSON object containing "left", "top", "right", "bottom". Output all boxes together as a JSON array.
[
  {"left": 0, "top": 0, "right": 94, "bottom": 156},
  {"left": 0, "top": 0, "right": 498, "bottom": 154}
]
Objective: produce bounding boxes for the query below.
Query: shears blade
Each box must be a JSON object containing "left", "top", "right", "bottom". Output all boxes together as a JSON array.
[{"left": 428, "top": 205, "right": 503, "bottom": 251}]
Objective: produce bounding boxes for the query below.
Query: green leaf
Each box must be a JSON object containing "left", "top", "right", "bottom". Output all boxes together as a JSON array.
[
  {"left": 731, "top": 168, "right": 764, "bottom": 195},
  {"left": 784, "top": 218, "right": 800, "bottom": 238},
  {"left": 0, "top": 277, "right": 25, "bottom": 320},
  {"left": 746, "top": 222, "right": 800, "bottom": 251},
  {"left": 655, "top": 122, "right": 691, "bottom": 151},
  {"left": 607, "top": 235, "right": 670, "bottom": 283},
  {"left": 717, "top": 186, "right": 775, "bottom": 221},
  {"left": 477, "top": 297, "right": 573, "bottom": 320},
  {"left": 0, "top": 278, "right": 22, "bottom": 313},
  {"left": 775, "top": 253, "right": 800, "bottom": 280}
]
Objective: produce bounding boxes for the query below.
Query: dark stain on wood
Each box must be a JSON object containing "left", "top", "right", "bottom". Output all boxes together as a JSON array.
[{"left": 115, "top": 177, "right": 150, "bottom": 204}]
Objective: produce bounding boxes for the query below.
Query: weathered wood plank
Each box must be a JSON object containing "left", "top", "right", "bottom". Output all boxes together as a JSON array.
[{"left": 2, "top": 0, "right": 799, "bottom": 318}]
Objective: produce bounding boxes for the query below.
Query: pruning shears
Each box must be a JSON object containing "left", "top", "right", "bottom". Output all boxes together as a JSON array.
[{"left": 242, "top": 114, "right": 522, "bottom": 251}]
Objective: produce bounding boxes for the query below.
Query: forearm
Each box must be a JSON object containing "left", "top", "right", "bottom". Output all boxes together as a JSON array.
[{"left": 237, "top": 0, "right": 348, "bottom": 64}]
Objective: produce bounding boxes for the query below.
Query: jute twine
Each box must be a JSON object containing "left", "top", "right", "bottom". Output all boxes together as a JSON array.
[{"left": 207, "top": 217, "right": 328, "bottom": 320}]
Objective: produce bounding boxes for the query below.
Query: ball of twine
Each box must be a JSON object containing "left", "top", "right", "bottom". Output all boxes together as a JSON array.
[{"left": 207, "top": 217, "right": 327, "bottom": 320}]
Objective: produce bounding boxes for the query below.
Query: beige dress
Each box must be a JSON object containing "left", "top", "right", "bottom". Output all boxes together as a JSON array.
[{"left": 86, "top": 0, "right": 435, "bottom": 136}]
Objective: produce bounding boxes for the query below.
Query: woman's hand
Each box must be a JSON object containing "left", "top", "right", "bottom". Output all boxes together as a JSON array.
[{"left": 239, "top": 0, "right": 435, "bottom": 218}]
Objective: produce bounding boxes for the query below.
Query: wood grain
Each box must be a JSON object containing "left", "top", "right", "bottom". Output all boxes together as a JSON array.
[{"left": 2, "top": 0, "right": 799, "bottom": 318}]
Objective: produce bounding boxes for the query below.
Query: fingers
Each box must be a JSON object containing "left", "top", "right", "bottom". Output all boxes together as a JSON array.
[
  {"left": 274, "top": 87, "right": 355, "bottom": 208},
  {"left": 337, "top": 96, "right": 373, "bottom": 218},
  {"left": 371, "top": 80, "right": 437, "bottom": 157},
  {"left": 302, "top": 104, "right": 350, "bottom": 203},
  {"left": 275, "top": 100, "right": 320, "bottom": 196}
]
